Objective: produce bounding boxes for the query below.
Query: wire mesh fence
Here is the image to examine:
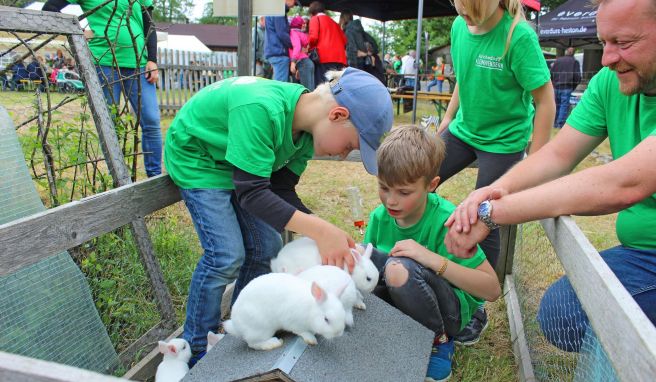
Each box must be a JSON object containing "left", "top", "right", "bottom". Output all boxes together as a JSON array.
[{"left": 511, "top": 221, "right": 621, "bottom": 381}]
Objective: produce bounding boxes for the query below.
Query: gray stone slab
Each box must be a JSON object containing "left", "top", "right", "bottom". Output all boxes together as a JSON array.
[{"left": 184, "top": 293, "right": 433, "bottom": 382}]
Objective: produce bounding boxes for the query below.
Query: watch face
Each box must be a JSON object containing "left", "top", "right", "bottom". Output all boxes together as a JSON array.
[{"left": 478, "top": 201, "right": 491, "bottom": 216}]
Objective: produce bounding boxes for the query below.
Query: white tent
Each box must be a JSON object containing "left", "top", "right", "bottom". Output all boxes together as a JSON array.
[
  {"left": 157, "top": 34, "right": 211, "bottom": 53},
  {"left": 25, "top": 1, "right": 89, "bottom": 29}
]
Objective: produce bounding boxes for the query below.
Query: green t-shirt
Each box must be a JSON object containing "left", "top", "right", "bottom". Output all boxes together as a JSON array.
[
  {"left": 164, "top": 77, "right": 313, "bottom": 189},
  {"left": 363, "top": 193, "right": 486, "bottom": 329},
  {"left": 71, "top": 0, "right": 151, "bottom": 68},
  {"left": 449, "top": 13, "right": 550, "bottom": 153},
  {"left": 567, "top": 67, "right": 656, "bottom": 249}
]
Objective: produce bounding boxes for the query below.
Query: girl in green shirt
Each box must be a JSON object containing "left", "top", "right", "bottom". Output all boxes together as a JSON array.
[{"left": 436, "top": 0, "right": 556, "bottom": 345}]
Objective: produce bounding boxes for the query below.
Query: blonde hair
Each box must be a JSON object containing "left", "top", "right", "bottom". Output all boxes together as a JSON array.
[
  {"left": 313, "top": 69, "right": 356, "bottom": 129},
  {"left": 455, "top": 0, "right": 526, "bottom": 58},
  {"left": 377, "top": 125, "right": 446, "bottom": 187}
]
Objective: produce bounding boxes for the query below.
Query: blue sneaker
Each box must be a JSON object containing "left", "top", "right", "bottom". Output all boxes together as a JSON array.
[
  {"left": 188, "top": 350, "right": 206, "bottom": 369},
  {"left": 425, "top": 334, "right": 454, "bottom": 382}
]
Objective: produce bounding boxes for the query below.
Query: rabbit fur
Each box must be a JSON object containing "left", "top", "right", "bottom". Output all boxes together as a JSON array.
[
  {"left": 223, "top": 272, "right": 346, "bottom": 350},
  {"left": 298, "top": 265, "right": 360, "bottom": 327},
  {"left": 206, "top": 331, "right": 225, "bottom": 352},
  {"left": 155, "top": 338, "right": 191, "bottom": 382},
  {"left": 270, "top": 236, "right": 379, "bottom": 308}
]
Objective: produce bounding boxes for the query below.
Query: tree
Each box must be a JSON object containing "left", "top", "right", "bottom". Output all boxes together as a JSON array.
[
  {"left": 198, "top": 1, "right": 237, "bottom": 25},
  {"left": 541, "top": 0, "right": 570, "bottom": 11},
  {"left": 153, "top": 0, "right": 195, "bottom": 23},
  {"left": 370, "top": 17, "right": 455, "bottom": 58}
]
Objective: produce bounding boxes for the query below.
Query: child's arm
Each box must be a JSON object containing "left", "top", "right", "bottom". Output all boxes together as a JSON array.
[
  {"left": 437, "top": 83, "right": 459, "bottom": 134},
  {"left": 286, "top": 212, "right": 356, "bottom": 272},
  {"left": 529, "top": 81, "right": 556, "bottom": 154},
  {"left": 389, "top": 239, "right": 500, "bottom": 301}
]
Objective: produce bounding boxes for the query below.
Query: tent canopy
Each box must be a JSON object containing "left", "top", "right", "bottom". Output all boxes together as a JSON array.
[
  {"left": 297, "top": 0, "right": 540, "bottom": 21},
  {"left": 297, "top": 0, "right": 456, "bottom": 21},
  {"left": 538, "top": 0, "right": 600, "bottom": 49}
]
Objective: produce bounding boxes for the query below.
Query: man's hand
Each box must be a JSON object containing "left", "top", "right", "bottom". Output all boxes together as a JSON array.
[
  {"left": 290, "top": 61, "right": 297, "bottom": 75},
  {"left": 145, "top": 61, "right": 159, "bottom": 84},
  {"left": 389, "top": 239, "right": 435, "bottom": 268},
  {"left": 444, "top": 220, "right": 489, "bottom": 258},
  {"left": 445, "top": 186, "right": 507, "bottom": 233},
  {"left": 316, "top": 226, "right": 356, "bottom": 273}
]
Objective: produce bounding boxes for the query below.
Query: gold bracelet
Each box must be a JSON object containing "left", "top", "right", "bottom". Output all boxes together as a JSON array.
[{"left": 436, "top": 258, "right": 449, "bottom": 276}]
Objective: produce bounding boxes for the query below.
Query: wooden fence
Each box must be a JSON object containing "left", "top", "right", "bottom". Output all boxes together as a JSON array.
[{"left": 156, "top": 48, "right": 237, "bottom": 115}]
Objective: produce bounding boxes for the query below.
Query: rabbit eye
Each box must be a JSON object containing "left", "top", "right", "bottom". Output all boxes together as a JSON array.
[
  {"left": 324, "top": 317, "right": 330, "bottom": 324},
  {"left": 366, "top": 277, "right": 372, "bottom": 282}
]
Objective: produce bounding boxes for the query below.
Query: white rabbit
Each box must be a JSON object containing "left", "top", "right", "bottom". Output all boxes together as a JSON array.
[
  {"left": 297, "top": 265, "right": 359, "bottom": 327},
  {"left": 206, "top": 331, "right": 225, "bottom": 352},
  {"left": 155, "top": 338, "right": 191, "bottom": 382},
  {"left": 223, "top": 272, "right": 346, "bottom": 350},
  {"left": 271, "top": 237, "right": 379, "bottom": 307}
]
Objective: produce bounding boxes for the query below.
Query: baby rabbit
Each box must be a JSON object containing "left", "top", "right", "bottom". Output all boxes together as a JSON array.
[
  {"left": 223, "top": 272, "right": 346, "bottom": 350},
  {"left": 206, "top": 331, "right": 225, "bottom": 352},
  {"left": 155, "top": 338, "right": 191, "bottom": 382},
  {"left": 271, "top": 237, "right": 379, "bottom": 307},
  {"left": 297, "top": 265, "right": 359, "bottom": 327}
]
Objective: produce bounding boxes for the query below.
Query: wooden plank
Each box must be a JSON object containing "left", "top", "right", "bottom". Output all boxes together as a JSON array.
[
  {"left": 0, "top": 175, "right": 181, "bottom": 276},
  {"left": 495, "top": 224, "right": 517, "bottom": 284},
  {"left": 237, "top": 0, "right": 253, "bottom": 76},
  {"left": 541, "top": 217, "right": 656, "bottom": 380},
  {"left": 390, "top": 94, "right": 452, "bottom": 102},
  {"left": 504, "top": 276, "right": 537, "bottom": 382},
  {"left": 123, "top": 326, "right": 184, "bottom": 381},
  {"left": 0, "top": 6, "right": 82, "bottom": 35},
  {"left": 0, "top": 351, "right": 127, "bottom": 382}
]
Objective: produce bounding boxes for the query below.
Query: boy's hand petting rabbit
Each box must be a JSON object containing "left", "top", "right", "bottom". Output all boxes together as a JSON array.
[
  {"left": 223, "top": 273, "right": 346, "bottom": 350},
  {"left": 271, "top": 236, "right": 379, "bottom": 307}
]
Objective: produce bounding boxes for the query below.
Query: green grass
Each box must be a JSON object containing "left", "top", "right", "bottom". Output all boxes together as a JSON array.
[{"left": 3, "top": 88, "right": 620, "bottom": 380}]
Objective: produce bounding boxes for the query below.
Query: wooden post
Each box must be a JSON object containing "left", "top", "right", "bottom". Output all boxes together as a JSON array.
[{"left": 238, "top": 0, "right": 253, "bottom": 76}]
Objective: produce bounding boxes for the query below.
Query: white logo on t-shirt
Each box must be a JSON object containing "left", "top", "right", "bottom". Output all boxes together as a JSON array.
[{"left": 475, "top": 54, "right": 504, "bottom": 71}]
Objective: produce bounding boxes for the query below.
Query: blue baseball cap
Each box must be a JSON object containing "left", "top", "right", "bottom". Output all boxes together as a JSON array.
[{"left": 329, "top": 67, "right": 393, "bottom": 175}]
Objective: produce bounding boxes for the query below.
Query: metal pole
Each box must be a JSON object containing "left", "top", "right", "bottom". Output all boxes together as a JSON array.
[
  {"left": 253, "top": 16, "right": 259, "bottom": 76},
  {"left": 382, "top": 21, "right": 386, "bottom": 59},
  {"left": 237, "top": 0, "right": 253, "bottom": 76},
  {"left": 411, "top": 0, "right": 425, "bottom": 124}
]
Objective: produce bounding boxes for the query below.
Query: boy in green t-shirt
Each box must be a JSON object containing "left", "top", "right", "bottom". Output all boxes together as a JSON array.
[
  {"left": 364, "top": 125, "right": 501, "bottom": 382},
  {"left": 164, "top": 68, "right": 393, "bottom": 365}
]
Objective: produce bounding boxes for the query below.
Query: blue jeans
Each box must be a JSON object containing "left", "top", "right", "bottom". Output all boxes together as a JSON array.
[
  {"left": 554, "top": 87, "right": 573, "bottom": 128},
  {"left": 427, "top": 79, "right": 443, "bottom": 93},
  {"left": 96, "top": 66, "right": 162, "bottom": 176},
  {"left": 268, "top": 55, "right": 290, "bottom": 82},
  {"left": 537, "top": 245, "right": 656, "bottom": 352},
  {"left": 180, "top": 188, "right": 283, "bottom": 353},
  {"left": 296, "top": 58, "right": 315, "bottom": 90},
  {"left": 403, "top": 77, "right": 416, "bottom": 89}
]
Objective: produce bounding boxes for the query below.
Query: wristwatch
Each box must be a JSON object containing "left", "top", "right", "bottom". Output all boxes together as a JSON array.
[{"left": 478, "top": 200, "right": 500, "bottom": 231}]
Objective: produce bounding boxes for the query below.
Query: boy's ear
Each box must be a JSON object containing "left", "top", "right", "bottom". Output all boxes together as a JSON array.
[
  {"left": 429, "top": 176, "right": 440, "bottom": 192},
  {"left": 328, "top": 106, "right": 350, "bottom": 122}
]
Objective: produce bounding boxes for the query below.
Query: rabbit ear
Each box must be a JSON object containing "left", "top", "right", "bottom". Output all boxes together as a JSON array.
[
  {"left": 364, "top": 243, "right": 373, "bottom": 259},
  {"left": 207, "top": 331, "right": 223, "bottom": 347},
  {"left": 311, "top": 281, "right": 327, "bottom": 303},
  {"left": 157, "top": 341, "right": 168, "bottom": 354},
  {"left": 349, "top": 248, "right": 362, "bottom": 263},
  {"left": 168, "top": 344, "right": 178, "bottom": 355}
]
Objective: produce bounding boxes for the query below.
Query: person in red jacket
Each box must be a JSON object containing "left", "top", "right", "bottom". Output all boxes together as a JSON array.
[{"left": 308, "top": 1, "right": 347, "bottom": 85}]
